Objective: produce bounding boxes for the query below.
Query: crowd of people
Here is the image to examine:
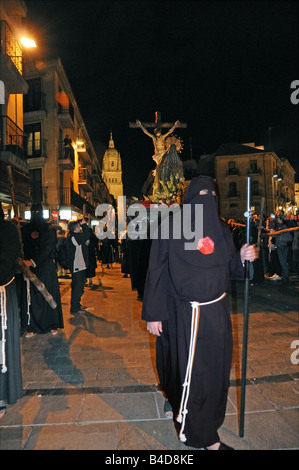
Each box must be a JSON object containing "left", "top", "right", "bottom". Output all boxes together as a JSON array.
[
  {"left": 0, "top": 199, "right": 153, "bottom": 420},
  {"left": 227, "top": 210, "right": 299, "bottom": 285},
  {"left": 0, "top": 181, "right": 298, "bottom": 449}
]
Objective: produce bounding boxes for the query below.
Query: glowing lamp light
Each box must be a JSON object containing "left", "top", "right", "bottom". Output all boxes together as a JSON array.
[
  {"left": 59, "top": 209, "right": 72, "bottom": 220},
  {"left": 76, "top": 139, "right": 86, "bottom": 151},
  {"left": 20, "top": 37, "right": 37, "bottom": 48}
]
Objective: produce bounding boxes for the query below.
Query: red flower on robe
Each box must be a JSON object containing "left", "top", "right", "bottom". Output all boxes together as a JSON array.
[
  {"left": 197, "top": 236, "right": 215, "bottom": 255},
  {"left": 31, "top": 231, "right": 39, "bottom": 239}
]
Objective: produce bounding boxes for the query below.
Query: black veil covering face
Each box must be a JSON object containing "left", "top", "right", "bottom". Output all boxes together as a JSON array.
[
  {"left": 176, "top": 175, "right": 236, "bottom": 268},
  {"left": 30, "top": 204, "right": 46, "bottom": 233}
]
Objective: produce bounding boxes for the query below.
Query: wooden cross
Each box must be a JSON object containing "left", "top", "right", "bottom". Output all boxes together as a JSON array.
[{"left": 129, "top": 111, "right": 187, "bottom": 132}]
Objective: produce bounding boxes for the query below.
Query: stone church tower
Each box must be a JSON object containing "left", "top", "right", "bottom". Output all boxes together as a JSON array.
[{"left": 102, "top": 132, "right": 124, "bottom": 201}]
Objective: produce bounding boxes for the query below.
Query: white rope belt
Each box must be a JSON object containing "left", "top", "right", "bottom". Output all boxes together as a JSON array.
[
  {"left": 177, "top": 291, "right": 227, "bottom": 443},
  {"left": 26, "top": 277, "right": 31, "bottom": 325},
  {"left": 0, "top": 277, "right": 15, "bottom": 373}
]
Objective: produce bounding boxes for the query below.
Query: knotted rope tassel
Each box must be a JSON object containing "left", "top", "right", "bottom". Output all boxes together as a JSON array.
[
  {"left": 26, "top": 277, "right": 31, "bottom": 325},
  {"left": 0, "top": 277, "right": 15, "bottom": 374},
  {"left": 177, "top": 292, "right": 227, "bottom": 442}
]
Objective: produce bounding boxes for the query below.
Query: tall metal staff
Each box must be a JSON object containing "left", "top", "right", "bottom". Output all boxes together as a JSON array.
[{"left": 239, "top": 177, "right": 251, "bottom": 437}]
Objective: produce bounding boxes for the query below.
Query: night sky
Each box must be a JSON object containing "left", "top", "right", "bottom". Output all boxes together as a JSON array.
[{"left": 24, "top": 0, "right": 299, "bottom": 196}]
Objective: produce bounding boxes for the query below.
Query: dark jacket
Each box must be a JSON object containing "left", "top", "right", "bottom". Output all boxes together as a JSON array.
[
  {"left": 66, "top": 224, "right": 90, "bottom": 273},
  {"left": 0, "top": 219, "right": 20, "bottom": 285}
]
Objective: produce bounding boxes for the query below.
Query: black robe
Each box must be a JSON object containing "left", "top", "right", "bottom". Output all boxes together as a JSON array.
[
  {"left": 85, "top": 229, "right": 98, "bottom": 278},
  {"left": 100, "top": 237, "right": 114, "bottom": 265},
  {"left": 142, "top": 176, "right": 246, "bottom": 448},
  {"left": 0, "top": 219, "right": 23, "bottom": 405},
  {"left": 128, "top": 238, "right": 152, "bottom": 298},
  {"left": 21, "top": 221, "right": 63, "bottom": 334}
]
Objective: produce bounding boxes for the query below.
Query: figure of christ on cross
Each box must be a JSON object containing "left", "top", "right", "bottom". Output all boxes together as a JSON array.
[{"left": 130, "top": 111, "right": 187, "bottom": 168}]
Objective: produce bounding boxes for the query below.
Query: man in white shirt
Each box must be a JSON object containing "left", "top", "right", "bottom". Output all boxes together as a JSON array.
[{"left": 66, "top": 219, "right": 90, "bottom": 315}]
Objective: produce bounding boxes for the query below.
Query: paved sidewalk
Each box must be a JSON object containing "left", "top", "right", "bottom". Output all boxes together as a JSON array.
[{"left": 0, "top": 264, "right": 298, "bottom": 450}]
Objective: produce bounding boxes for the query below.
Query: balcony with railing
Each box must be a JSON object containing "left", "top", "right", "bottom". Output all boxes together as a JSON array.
[
  {"left": 58, "top": 141, "right": 75, "bottom": 170},
  {"left": 0, "top": 115, "right": 27, "bottom": 160},
  {"left": 26, "top": 138, "right": 47, "bottom": 168},
  {"left": 248, "top": 167, "right": 262, "bottom": 175},
  {"left": 76, "top": 138, "right": 92, "bottom": 164},
  {"left": 91, "top": 168, "right": 102, "bottom": 183},
  {"left": 0, "top": 159, "right": 30, "bottom": 203},
  {"left": 57, "top": 101, "right": 74, "bottom": 129},
  {"left": 59, "top": 187, "right": 94, "bottom": 214},
  {"left": 78, "top": 167, "right": 93, "bottom": 191},
  {"left": 0, "top": 20, "right": 28, "bottom": 94},
  {"left": 226, "top": 168, "right": 240, "bottom": 176}
]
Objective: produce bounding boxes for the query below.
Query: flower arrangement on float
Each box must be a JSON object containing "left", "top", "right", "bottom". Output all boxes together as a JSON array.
[{"left": 132, "top": 175, "right": 187, "bottom": 208}]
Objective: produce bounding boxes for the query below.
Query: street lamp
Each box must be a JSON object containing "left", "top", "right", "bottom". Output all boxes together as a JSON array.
[{"left": 20, "top": 37, "right": 37, "bottom": 48}]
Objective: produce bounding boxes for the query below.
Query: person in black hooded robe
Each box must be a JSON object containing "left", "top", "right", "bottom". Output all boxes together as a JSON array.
[
  {"left": 141, "top": 176, "right": 257, "bottom": 450},
  {"left": 0, "top": 204, "right": 23, "bottom": 418},
  {"left": 21, "top": 204, "right": 63, "bottom": 336}
]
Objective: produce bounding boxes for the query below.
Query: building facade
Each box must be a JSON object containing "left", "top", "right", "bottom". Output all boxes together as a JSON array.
[
  {"left": 295, "top": 183, "right": 299, "bottom": 213},
  {"left": 0, "top": 0, "right": 30, "bottom": 216},
  {"left": 215, "top": 143, "right": 296, "bottom": 220},
  {"left": 23, "top": 57, "right": 112, "bottom": 226}
]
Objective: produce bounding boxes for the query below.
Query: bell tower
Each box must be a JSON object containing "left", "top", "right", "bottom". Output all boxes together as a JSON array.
[{"left": 102, "top": 132, "right": 124, "bottom": 201}]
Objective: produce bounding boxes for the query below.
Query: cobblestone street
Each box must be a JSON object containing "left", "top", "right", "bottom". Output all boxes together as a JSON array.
[{"left": 0, "top": 264, "right": 298, "bottom": 450}]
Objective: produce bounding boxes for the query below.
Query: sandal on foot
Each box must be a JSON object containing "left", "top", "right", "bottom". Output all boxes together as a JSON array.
[
  {"left": 164, "top": 399, "right": 173, "bottom": 418},
  {"left": 25, "top": 332, "right": 36, "bottom": 338},
  {"left": 0, "top": 406, "right": 7, "bottom": 420}
]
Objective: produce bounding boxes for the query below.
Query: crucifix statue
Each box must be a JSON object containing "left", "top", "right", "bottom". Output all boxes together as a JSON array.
[
  {"left": 130, "top": 111, "right": 187, "bottom": 167},
  {"left": 130, "top": 112, "right": 187, "bottom": 195}
]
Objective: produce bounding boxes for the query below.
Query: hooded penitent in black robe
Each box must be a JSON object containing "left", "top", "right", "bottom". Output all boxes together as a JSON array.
[
  {"left": 0, "top": 218, "right": 23, "bottom": 405},
  {"left": 21, "top": 210, "right": 63, "bottom": 334},
  {"left": 142, "top": 176, "right": 246, "bottom": 448},
  {"left": 85, "top": 228, "right": 99, "bottom": 279}
]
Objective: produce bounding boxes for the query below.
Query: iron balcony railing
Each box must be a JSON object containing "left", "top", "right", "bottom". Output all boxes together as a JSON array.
[
  {"left": 79, "top": 167, "right": 93, "bottom": 189},
  {"left": 0, "top": 115, "right": 26, "bottom": 159},
  {"left": 248, "top": 167, "right": 262, "bottom": 175},
  {"left": 57, "top": 102, "right": 74, "bottom": 122},
  {"left": 59, "top": 187, "right": 94, "bottom": 214},
  {"left": 58, "top": 141, "right": 75, "bottom": 165},
  {"left": 0, "top": 20, "right": 22, "bottom": 74},
  {"left": 226, "top": 168, "right": 240, "bottom": 176}
]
